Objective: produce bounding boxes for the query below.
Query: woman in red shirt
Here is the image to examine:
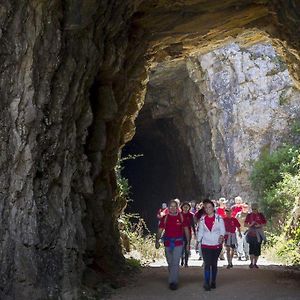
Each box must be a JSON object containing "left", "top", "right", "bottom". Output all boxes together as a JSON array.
[
  {"left": 155, "top": 199, "right": 190, "bottom": 290},
  {"left": 180, "top": 202, "right": 196, "bottom": 267},
  {"left": 244, "top": 203, "right": 267, "bottom": 268}
]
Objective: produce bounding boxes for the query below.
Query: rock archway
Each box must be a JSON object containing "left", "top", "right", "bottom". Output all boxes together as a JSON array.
[{"left": 0, "top": 1, "right": 300, "bottom": 299}]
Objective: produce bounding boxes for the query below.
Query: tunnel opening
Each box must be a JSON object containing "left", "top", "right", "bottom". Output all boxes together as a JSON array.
[{"left": 122, "top": 105, "right": 201, "bottom": 232}]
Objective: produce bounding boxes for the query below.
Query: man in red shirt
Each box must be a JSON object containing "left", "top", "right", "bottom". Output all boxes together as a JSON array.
[
  {"left": 223, "top": 208, "right": 242, "bottom": 268},
  {"left": 155, "top": 199, "right": 190, "bottom": 290}
]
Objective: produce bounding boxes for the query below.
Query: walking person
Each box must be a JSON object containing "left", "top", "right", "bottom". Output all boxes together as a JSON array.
[
  {"left": 231, "top": 196, "right": 243, "bottom": 217},
  {"left": 180, "top": 202, "right": 196, "bottom": 267},
  {"left": 244, "top": 203, "right": 267, "bottom": 268},
  {"left": 216, "top": 197, "right": 227, "bottom": 219},
  {"left": 197, "top": 200, "right": 225, "bottom": 291},
  {"left": 155, "top": 199, "right": 190, "bottom": 290},
  {"left": 236, "top": 203, "right": 250, "bottom": 260},
  {"left": 156, "top": 202, "right": 167, "bottom": 221},
  {"left": 194, "top": 200, "right": 207, "bottom": 260},
  {"left": 223, "top": 208, "right": 242, "bottom": 268}
]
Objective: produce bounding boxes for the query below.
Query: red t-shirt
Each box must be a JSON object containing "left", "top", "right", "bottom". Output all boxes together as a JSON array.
[
  {"left": 182, "top": 211, "right": 194, "bottom": 234},
  {"left": 217, "top": 207, "right": 226, "bottom": 219},
  {"left": 204, "top": 215, "right": 215, "bottom": 231},
  {"left": 245, "top": 212, "right": 267, "bottom": 237},
  {"left": 224, "top": 217, "right": 240, "bottom": 233},
  {"left": 245, "top": 212, "right": 266, "bottom": 225},
  {"left": 231, "top": 205, "right": 242, "bottom": 218},
  {"left": 159, "top": 213, "right": 188, "bottom": 247}
]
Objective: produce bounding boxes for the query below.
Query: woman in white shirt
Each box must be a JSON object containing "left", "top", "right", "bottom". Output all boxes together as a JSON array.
[{"left": 197, "top": 200, "right": 225, "bottom": 291}]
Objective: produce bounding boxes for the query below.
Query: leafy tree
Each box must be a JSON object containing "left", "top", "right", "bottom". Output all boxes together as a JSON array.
[{"left": 250, "top": 145, "right": 300, "bottom": 196}]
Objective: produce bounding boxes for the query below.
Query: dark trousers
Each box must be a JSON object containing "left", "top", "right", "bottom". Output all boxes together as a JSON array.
[
  {"left": 181, "top": 237, "right": 189, "bottom": 266},
  {"left": 248, "top": 236, "right": 262, "bottom": 256},
  {"left": 201, "top": 247, "right": 222, "bottom": 284}
]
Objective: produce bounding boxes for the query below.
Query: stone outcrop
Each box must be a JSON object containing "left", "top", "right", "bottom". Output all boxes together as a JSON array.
[
  {"left": 130, "top": 41, "right": 300, "bottom": 207},
  {"left": 0, "top": 0, "right": 299, "bottom": 299},
  {"left": 189, "top": 42, "right": 300, "bottom": 199}
]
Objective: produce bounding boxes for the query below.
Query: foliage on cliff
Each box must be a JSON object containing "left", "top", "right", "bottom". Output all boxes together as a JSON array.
[
  {"left": 250, "top": 145, "right": 300, "bottom": 220},
  {"left": 250, "top": 145, "right": 300, "bottom": 265},
  {"left": 115, "top": 154, "right": 163, "bottom": 263}
]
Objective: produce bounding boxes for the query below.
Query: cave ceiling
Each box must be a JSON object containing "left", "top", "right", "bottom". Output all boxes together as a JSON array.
[{"left": 132, "top": 0, "right": 300, "bottom": 63}]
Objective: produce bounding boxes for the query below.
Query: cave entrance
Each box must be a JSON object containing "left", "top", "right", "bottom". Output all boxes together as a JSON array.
[{"left": 122, "top": 105, "right": 201, "bottom": 232}]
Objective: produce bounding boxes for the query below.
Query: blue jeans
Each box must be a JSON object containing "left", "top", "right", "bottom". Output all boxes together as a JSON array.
[{"left": 165, "top": 245, "right": 183, "bottom": 284}]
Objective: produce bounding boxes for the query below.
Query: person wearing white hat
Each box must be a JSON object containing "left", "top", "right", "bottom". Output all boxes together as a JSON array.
[{"left": 217, "top": 197, "right": 228, "bottom": 219}]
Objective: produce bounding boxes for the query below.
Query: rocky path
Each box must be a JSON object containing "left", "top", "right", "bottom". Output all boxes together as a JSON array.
[{"left": 111, "top": 252, "right": 300, "bottom": 300}]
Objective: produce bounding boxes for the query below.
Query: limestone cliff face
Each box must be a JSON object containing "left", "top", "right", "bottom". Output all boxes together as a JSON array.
[
  {"left": 144, "top": 42, "right": 300, "bottom": 201},
  {"left": 188, "top": 42, "right": 300, "bottom": 199}
]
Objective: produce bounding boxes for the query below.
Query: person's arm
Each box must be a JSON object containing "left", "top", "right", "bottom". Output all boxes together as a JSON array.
[
  {"left": 237, "top": 226, "right": 242, "bottom": 238},
  {"left": 197, "top": 219, "right": 204, "bottom": 243},
  {"left": 155, "top": 228, "right": 164, "bottom": 249},
  {"left": 193, "top": 211, "right": 199, "bottom": 225},
  {"left": 155, "top": 216, "right": 165, "bottom": 249},
  {"left": 156, "top": 209, "right": 161, "bottom": 220},
  {"left": 184, "top": 226, "right": 191, "bottom": 251},
  {"left": 218, "top": 217, "right": 225, "bottom": 244},
  {"left": 235, "top": 218, "right": 242, "bottom": 238},
  {"left": 191, "top": 214, "right": 196, "bottom": 236}
]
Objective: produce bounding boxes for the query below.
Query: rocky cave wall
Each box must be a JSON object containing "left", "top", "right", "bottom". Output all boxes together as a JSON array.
[
  {"left": 188, "top": 42, "right": 300, "bottom": 199},
  {"left": 142, "top": 62, "right": 221, "bottom": 199},
  {"left": 0, "top": 0, "right": 300, "bottom": 299},
  {"left": 0, "top": 1, "right": 147, "bottom": 299},
  {"left": 122, "top": 73, "right": 202, "bottom": 232},
  {"left": 141, "top": 42, "right": 300, "bottom": 205}
]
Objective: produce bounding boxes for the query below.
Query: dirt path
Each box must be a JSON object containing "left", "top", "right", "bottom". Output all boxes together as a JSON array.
[{"left": 111, "top": 256, "right": 300, "bottom": 300}]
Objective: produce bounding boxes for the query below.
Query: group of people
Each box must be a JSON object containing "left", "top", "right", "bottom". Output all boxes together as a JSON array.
[{"left": 155, "top": 197, "right": 267, "bottom": 291}]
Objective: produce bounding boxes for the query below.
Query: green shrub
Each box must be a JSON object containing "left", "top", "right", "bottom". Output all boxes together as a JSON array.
[
  {"left": 250, "top": 145, "right": 300, "bottom": 196},
  {"left": 262, "top": 173, "right": 300, "bottom": 221},
  {"left": 120, "top": 213, "right": 164, "bottom": 264},
  {"left": 251, "top": 145, "right": 300, "bottom": 266},
  {"left": 115, "top": 154, "right": 163, "bottom": 264}
]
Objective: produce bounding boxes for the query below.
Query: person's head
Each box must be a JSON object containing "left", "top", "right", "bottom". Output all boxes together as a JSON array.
[
  {"left": 203, "top": 199, "right": 215, "bottom": 215},
  {"left": 190, "top": 200, "right": 196, "bottom": 208},
  {"left": 242, "top": 203, "right": 249, "bottom": 213},
  {"left": 218, "top": 197, "right": 228, "bottom": 207},
  {"left": 162, "top": 202, "right": 167, "bottom": 209},
  {"left": 169, "top": 199, "right": 179, "bottom": 214},
  {"left": 225, "top": 208, "right": 232, "bottom": 217},
  {"left": 235, "top": 196, "right": 243, "bottom": 206},
  {"left": 181, "top": 202, "right": 191, "bottom": 213},
  {"left": 196, "top": 202, "right": 203, "bottom": 210},
  {"left": 174, "top": 198, "right": 181, "bottom": 207},
  {"left": 251, "top": 202, "right": 259, "bottom": 213}
]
